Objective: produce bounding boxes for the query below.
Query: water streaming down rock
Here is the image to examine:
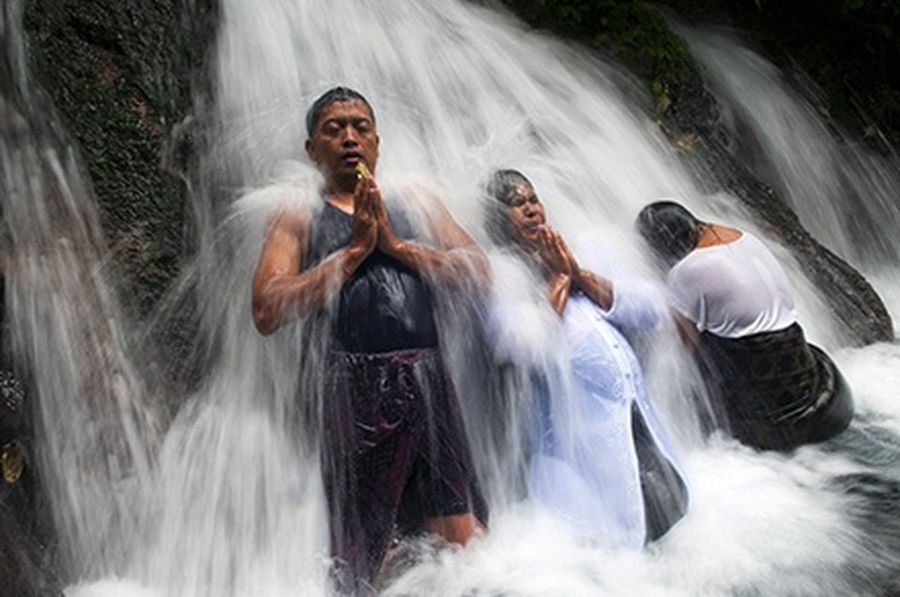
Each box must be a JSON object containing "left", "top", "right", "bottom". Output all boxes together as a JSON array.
[
  {"left": 5, "top": 1, "right": 900, "bottom": 595},
  {"left": 1, "top": 0, "right": 160, "bottom": 580},
  {"left": 682, "top": 28, "right": 900, "bottom": 271}
]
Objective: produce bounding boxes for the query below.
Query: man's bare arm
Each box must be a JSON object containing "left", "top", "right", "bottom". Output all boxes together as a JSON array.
[{"left": 251, "top": 209, "right": 370, "bottom": 335}]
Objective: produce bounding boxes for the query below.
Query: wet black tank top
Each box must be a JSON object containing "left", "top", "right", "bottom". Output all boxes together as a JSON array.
[{"left": 305, "top": 201, "right": 439, "bottom": 352}]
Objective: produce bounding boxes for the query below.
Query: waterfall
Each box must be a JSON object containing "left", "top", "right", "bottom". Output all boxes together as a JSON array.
[
  {"left": 1, "top": 0, "right": 160, "bottom": 578},
  {"left": 3, "top": 1, "right": 900, "bottom": 596},
  {"left": 682, "top": 28, "right": 900, "bottom": 271}
]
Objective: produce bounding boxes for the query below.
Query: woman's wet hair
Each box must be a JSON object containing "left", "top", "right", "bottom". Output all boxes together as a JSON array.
[
  {"left": 486, "top": 169, "right": 533, "bottom": 206},
  {"left": 305, "top": 86, "right": 375, "bottom": 137},
  {"left": 636, "top": 200, "right": 702, "bottom": 267},
  {"left": 484, "top": 169, "right": 533, "bottom": 246}
]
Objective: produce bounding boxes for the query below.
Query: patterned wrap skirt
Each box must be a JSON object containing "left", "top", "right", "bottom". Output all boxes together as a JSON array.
[{"left": 698, "top": 323, "right": 853, "bottom": 450}]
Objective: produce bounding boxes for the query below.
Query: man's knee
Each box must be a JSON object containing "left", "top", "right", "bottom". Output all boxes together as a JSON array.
[{"left": 425, "top": 513, "right": 483, "bottom": 545}]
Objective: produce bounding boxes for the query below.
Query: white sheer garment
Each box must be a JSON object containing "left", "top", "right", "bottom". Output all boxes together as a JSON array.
[
  {"left": 488, "top": 240, "right": 684, "bottom": 549},
  {"left": 667, "top": 231, "right": 798, "bottom": 339}
]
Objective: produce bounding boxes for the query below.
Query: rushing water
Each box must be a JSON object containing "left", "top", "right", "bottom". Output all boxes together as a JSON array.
[
  {"left": 681, "top": 27, "right": 900, "bottom": 271},
  {"left": 3, "top": 1, "right": 900, "bottom": 596},
  {"left": 1, "top": 0, "right": 160, "bottom": 579}
]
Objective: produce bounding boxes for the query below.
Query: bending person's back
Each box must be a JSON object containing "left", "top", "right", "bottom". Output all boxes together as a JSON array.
[{"left": 637, "top": 201, "right": 853, "bottom": 451}]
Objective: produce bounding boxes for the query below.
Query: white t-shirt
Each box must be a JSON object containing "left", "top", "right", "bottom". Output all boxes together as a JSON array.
[{"left": 667, "top": 231, "right": 797, "bottom": 338}]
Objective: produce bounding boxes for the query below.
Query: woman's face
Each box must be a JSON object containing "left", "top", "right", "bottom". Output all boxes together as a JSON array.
[{"left": 505, "top": 182, "right": 546, "bottom": 248}]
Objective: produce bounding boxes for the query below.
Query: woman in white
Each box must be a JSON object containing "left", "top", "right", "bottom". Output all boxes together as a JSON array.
[
  {"left": 636, "top": 200, "right": 853, "bottom": 451},
  {"left": 485, "top": 171, "right": 688, "bottom": 548}
]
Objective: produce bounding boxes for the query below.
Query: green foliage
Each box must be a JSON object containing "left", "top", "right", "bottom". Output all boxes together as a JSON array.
[
  {"left": 502, "top": 0, "right": 696, "bottom": 109},
  {"left": 592, "top": 3, "right": 692, "bottom": 102}
]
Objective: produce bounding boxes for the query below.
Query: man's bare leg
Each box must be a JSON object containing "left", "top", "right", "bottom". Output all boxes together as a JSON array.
[{"left": 425, "top": 513, "right": 484, "bottom": 545}]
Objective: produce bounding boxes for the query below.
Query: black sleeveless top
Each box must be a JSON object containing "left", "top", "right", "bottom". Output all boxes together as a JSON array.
[{"left": 305, "top": 201, "right": 439, "bottom": 352}]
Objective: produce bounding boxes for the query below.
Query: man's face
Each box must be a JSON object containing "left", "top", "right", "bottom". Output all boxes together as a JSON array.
[
  {"left": 305, "top": 99, "right": 379, "bottom": 183},
  {"left": 505, "top": 182, "right": 546, "bottom": 247}
]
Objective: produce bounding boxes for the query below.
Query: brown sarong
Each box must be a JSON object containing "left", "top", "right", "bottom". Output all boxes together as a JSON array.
[
  {"left": 698, "top": 323, "right": 853, "bottom": 451},
  {"left": 321, "top": 348, "right": 487, "bottom": 593}
]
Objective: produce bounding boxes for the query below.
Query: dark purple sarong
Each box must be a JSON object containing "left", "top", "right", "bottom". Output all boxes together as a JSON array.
[{"left": 321, "top": 348, "right": 487, "bottom": 592}]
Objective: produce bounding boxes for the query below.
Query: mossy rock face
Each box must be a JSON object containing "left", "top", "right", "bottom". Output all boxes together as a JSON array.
[
  {"left": 505, "top": 0, "right": 900, "bottom": 146},
  {"left": 0, "top": 502, "right": 61, "bottom": 597},
  {"left": 19, "top": 0, "right": 219, "bottom": 394},
  {"left": 500, "top": 0, "right": 697, "bottom": 112},
  {"left": 655, "top": 0, "right": 900, "bottom": 146},
  {"left": 0, "top": 367, "right": 54, "bottom": 597},
  {"left": 22, "top": 0, "right": 216, "bottom": 318}
]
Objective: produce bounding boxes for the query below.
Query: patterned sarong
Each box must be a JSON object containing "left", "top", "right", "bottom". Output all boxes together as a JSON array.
[
  {"left": 698, "top": 323, "right": 853, "bottom": 450},
  {"left": 321, "top": 348, "right": 487, "bottom": 593}
]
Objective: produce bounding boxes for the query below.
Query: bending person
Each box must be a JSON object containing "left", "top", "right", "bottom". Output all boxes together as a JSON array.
[
  {"left": 252, "top": 87, "right": 487, "bottom": 593},
  {"left": 486, "top": 170, "right": 688, "bottom": 547},
  {"left": 636, "top": 200, "right": 853, "bottom": 451}
]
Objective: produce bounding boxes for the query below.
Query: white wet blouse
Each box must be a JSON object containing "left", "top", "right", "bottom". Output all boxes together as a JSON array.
[{"left": 667, "top": 231, "right": 798, "bottom": 339}]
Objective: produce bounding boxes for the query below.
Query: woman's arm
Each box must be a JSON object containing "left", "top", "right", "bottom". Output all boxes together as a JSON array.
[{"left": 547, "top": 272, "right": 573, "bottom": 315}]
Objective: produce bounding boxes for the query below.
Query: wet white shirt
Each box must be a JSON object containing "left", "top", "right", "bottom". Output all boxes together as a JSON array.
[
  {"left": 488, "top": 240, "right": 683, "bottom": 549},
  {"left": 667, "top": 231, "right": 797, "bottom": 339}
]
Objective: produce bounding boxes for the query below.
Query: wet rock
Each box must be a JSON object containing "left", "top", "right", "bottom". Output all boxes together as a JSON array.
[
  {"left": 654, "top": 0, "right": 900, "bottom": 149},
  {"left": 23, "top": 0, "right": 193, "bottom": 315},
  {"left": 21, "top": 0, "right": 219, "bottom": 392},
  {"left": 0, "top": 368, "right": 57, "bottom": 596},
  {"left": 0, "top": 369, "right": 26, "bottom": 444},
  {"left": 0, "top": 502, "right": 62, "bottom": 597}
]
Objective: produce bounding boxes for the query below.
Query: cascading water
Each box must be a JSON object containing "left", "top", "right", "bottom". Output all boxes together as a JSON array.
[
  {"left": 681, "top": 28, "right": 900, "bottom": 271},
  {"left": 4, "top": 1, "right": 900, "bottom": 596},
  {"left": 1, "top": 0, "right": 160, "bottom": 580}
]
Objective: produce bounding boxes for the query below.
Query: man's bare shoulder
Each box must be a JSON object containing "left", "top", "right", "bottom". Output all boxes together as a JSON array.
[
  {"left": 234, "top": 167, "right": 324, "bottom": 238},
  {"left": 266, "top": 204, "right": 313, "bottom": 238}
]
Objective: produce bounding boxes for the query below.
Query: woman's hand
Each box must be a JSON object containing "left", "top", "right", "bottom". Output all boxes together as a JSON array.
[{"left": 537, "top": 226, "right": 577, "bottom": 275}]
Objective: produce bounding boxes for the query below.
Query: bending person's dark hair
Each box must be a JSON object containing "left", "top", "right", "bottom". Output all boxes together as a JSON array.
[
  {"left": 636, "top": 200, "right": 702, "bottom": 267},
  {"left": 305, "top": 86, "right": 375, "bottom": 137}
]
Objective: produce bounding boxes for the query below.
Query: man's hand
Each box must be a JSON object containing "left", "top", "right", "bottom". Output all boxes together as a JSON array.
[
  {"left": 349, "top": 175, "right": 378, "bottom": 262},
  {"left": 363, "top": 175, "right": 403, "bottom": 257}
]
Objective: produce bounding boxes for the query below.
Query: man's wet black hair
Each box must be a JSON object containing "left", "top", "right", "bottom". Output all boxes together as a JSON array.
[
  {"left": 305, "top": 87, "right": 375, "bottom": 138},
  {"left": 635, "top": 200, "right": 702, "bottom": 267}
]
